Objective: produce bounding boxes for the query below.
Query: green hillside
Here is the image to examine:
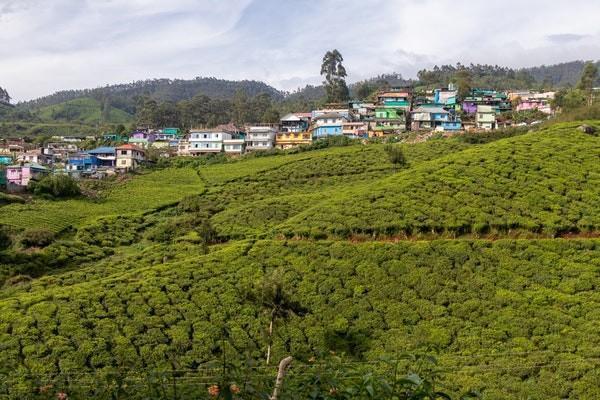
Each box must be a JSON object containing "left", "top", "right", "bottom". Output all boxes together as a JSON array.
[
  {"left": 36, "top": 97, "right": 133, "bottom": 124},
  {"left": 1, "top": 123, "right": 600, "bottom": 399}
]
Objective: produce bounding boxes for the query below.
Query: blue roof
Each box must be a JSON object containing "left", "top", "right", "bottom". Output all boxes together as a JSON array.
[{"left": 88, "top": 147, "right": 115, "bottom": 154}]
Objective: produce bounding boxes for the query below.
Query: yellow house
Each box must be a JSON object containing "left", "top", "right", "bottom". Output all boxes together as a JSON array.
[{"left": 275, "top": 132, "right": 312, "bottom": 149}]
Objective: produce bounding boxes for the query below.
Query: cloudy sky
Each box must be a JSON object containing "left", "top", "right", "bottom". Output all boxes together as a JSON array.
[{"left": 1, "top": 0, "right": 600, "bottom": 101}]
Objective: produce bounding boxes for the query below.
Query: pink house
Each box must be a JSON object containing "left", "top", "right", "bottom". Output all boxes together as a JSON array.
[
  {"left": 6, "top": 165, "right": 31, "bottom": 186},
  {"left": 6, "top": 164, "right": 49, "bottom": 190}
]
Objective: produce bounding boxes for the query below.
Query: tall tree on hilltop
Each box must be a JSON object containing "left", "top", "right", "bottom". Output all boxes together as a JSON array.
[
  {"left": 577, "top": 62, "right": 598, "bottom": 106},
  {"left": 320, "top": 49, "right": 349, "bottom": 103},
  {"left": 0, "top": 86, "right": 11, "bottom": 104}
]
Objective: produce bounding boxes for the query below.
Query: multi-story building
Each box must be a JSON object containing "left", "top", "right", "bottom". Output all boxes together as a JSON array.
[
  {"left": 275, "top": 131, "right": 312, "bottom": 149},
  {"left": 245, "top": 126, "right": 276, "bottom": 151},
  {"left": 280, "top": 113, "right": 311, "bottom": 133},
  {"left": 223, "top": 137, "right": 245, "bottom": 155},
  {"left": 476, "top": 105, "right": 497, "bottom": 130},
  {"left": 312, "top": 113, "right": 348, "bottom": 138},
  {"left": 188, "top": 130, "right": 232, "bottom": 155},
  {"left": 116, "top": 144, "right": 146, "bottom": 170}
]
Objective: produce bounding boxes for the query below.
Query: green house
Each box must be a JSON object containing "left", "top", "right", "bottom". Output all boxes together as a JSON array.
[{"left": 374, "top": 107, "right": 407, "bottom": 131}]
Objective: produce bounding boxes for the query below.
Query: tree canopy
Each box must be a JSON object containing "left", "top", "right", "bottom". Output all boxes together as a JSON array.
[{"left": 321, "top": 49, "right": 350, "bottom": 103}]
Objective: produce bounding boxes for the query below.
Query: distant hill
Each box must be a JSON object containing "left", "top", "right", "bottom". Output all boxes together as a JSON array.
[
  {"left": 37, "top": 97, "right": 133, "bottom": 125},
  {"left": 523, "top": 60, "right": 600, "bottom": 87},
  {"left": 21, "top": 77, "right": 284, "bottom": 114}
]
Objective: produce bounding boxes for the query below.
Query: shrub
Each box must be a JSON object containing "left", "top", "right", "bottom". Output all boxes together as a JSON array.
[
  {"left": 21, "top": 229, "right": 55, "bottom": 248},
  {"left": 384, "top": 144, "right": 407, "bottom": 169},
  {"left": 28, "top": 174, "right": 81, "bottom": 199},
  {"left": 0, "top": 192, "right": 25, "bottom": 206},
  {"left": 0, "top": 225, "right": 11, "bottom": 250}
]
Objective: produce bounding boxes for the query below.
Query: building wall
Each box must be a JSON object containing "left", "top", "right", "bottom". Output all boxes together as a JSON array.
[{"left": 313, "top": 125, "right": 342, "bottom": 137}]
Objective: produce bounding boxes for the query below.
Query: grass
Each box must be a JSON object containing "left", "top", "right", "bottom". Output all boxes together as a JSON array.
[{"left": 0, "top": 168, "right": 203, "bottom": 232}]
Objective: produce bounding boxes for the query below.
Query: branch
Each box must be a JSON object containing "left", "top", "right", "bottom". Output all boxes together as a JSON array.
[{"left": 270, "top": 356, "right": 293, "bottom": 400}]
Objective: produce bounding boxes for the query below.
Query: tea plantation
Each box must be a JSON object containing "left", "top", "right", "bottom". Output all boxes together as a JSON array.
[{"left": 1, "top": 123, "right": 600, "bottom": 399}]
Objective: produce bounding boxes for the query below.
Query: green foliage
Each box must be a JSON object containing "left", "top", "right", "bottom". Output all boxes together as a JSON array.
[
  {"left": 0, "top": 192, "right": 25, "bottom": 206},
  {"left": 384, "top": 144, "right": 407, "bottom": 169},
  {"left": 28, "top": 174, "right": 81, "bottom": 199},
  {"left": 1, "top": 121, "right": 600, "bottom": 398},
  {"left": 1, "top": 239, "right": 600, "bottom": 398},
  {"left": 0, "top": 226, "right": 11, "bottom": 250},
  {"left": 321, "top": 49, "right": 350, "bottom": 103},
  {"left": 278, "top": 127, "right": 600, "bottom": 239},
  {"left": 417, "top": 63, "right": 535, "bottom": 91},
  {"left": 36, "top": 97, "right": 133, "bottom": 124}
]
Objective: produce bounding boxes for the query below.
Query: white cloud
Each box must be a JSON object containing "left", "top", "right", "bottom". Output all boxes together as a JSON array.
[{"left": 1, "top": 0, "right": 600, "bottom": 101}]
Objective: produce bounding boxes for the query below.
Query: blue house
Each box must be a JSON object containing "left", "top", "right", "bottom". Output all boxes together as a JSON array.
[
  {"left": 87, "top": 147, "right": 116, "bottom": 167},
  {"left": 67, "top": 153, "right": 99, "bottom": 172},
  {"left": 312, "top": 113, "right": 349, "bottom": 138}
]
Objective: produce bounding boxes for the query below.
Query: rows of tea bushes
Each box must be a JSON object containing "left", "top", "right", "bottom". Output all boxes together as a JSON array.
[
  {"left": 277, "top": 129, "right": 600, "bottom": 239},
  {"left": 1, "top": 239, "right": 600, "bottom": 399}
]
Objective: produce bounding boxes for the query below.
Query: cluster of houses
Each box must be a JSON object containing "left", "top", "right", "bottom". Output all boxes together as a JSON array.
[
  {"left": 0, "top": 87, "right": 555, "bottom": 190},
  {"left": 0, "top": 136, "right": 148, "bottom": 191},
  {"left": 168, "top": 86, "right": 554, "bottom": 155}
]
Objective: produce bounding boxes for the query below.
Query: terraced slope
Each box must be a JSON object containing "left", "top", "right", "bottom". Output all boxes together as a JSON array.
[
  {"left": 275, "top": 128, "right": 600, "bottom": 239},
  {"left": 1, "top": 124, "right": 600, "bottom": 399},
  {"left": 2, "top": 239, "right": 600, "bottom": 399}
]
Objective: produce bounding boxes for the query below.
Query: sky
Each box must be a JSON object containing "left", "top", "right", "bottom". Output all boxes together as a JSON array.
[{"left": 2, "top": 0, "right": 600, "bottom": 101}]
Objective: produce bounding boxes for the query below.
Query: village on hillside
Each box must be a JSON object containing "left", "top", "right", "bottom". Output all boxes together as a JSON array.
[{"left": 0, "top": 86, "right": 554, "bottom": 192}]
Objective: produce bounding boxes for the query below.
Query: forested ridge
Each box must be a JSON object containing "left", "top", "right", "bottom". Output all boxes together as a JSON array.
[
  {"left": 1, "top": 122, "right": 600, "bottom": 398},
  {"left": 1, "top": 59, "right": 597, "bottom": 134}
]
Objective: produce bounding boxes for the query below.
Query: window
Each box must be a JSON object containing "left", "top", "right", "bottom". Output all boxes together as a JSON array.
[
  {"left": 120, "top": 150, "right": 128, "bottom": 155},
  {"left": 120, "top": 160, "right": 126, "bottom": 165}
]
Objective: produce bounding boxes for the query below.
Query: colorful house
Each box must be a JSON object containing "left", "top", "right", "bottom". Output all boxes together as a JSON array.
[
  {"left": 128, "top": 131, "right": 156, "bottom": 148},
  {"left": 246, "top": 126, "right": 277, "bottom": 151},
  {"left": 67, "top": 153, "right": 100, "bottom": 172},
  {"left": 6, "top": 164, "right": 48, "bottom": 189},
  {"left": 377, "top": 90, "right": 412, "bottom": 110},
  {"left": 275, "top": 132, "right": 312, "bottom": 149},
  {"left": 476, "top": 105, "right": 497, "bottom": 130},
  {"left": 514, "top": 92, "right": 555, "bottom": 114},
  {"left": 116, "top": 144, "right": 145, "bottom": 170},
  {"left": 463, "top": 89, "right": 511, "bottom": 114},
  {"left": 373, "top": 107, "right": 407, "bottom": 133},
  {"left": 342, "top": 122, "right": 368, "bottom": 138},
  {"left": 87, "top": 147, "right": 116, "bottom": 167},
  {"left": 280, "top": 113, "right": 311, "bottom": 133},
  {"left": 312, "top": 113, "right": 348, "bottom": 138}
]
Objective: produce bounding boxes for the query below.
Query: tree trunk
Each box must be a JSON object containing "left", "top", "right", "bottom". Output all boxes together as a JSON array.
[
  {"left": 270, "top": 356, "right": 293, "bottom": 400},
  {"left": 266, "top": 309, "right": 275, "bottom": 365}
]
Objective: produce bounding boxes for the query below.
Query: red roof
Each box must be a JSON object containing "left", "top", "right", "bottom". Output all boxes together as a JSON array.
[{"left": 116, "top": 144, "right": 145, "bottom": 152}]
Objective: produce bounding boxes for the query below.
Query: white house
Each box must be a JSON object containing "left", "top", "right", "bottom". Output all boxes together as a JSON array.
[
  {"left": 245, "top": 126, "right": 276, "bottom": 151},
  {"left": 188, "top": 130, "right": 232, "bottom": 155},
  {"left": 476, "top": 105, "right": 497, "bottom": 130},
  {"left": 223, "top": 138, "right": 245, "bottom": 155}
]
